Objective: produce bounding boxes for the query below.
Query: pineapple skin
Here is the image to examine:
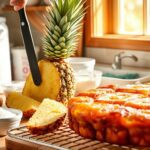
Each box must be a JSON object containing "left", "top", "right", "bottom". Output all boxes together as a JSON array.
[
  {"left": 27, "top": 115, "right": 65, "bottom": 135},
  {"left": 22, "top": 59, "right": 75, "bottom": 105},
  {"left": 53, "top": 59, "right": 75, "bottom": 105}
]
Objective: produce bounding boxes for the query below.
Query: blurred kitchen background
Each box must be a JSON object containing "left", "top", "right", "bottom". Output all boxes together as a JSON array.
[{"left": 0, "top": 0, "right": 150, "bottom": 84}]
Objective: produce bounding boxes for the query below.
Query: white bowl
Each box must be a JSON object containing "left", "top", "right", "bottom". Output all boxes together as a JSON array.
[
  {"left": 75, "top": 70, "right": 102, "bottom": 94},
  {"left": 0, "top": 107, "right": 22, "bottom": 136},
  {"left": 66, "top": 57, "right": 96, "bottom": 75},
  {"left": 1, "top": 81, "right": 24, "bottom": 94}
]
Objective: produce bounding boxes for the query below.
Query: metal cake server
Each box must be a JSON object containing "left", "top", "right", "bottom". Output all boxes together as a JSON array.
[{"left": 18, "top": 8, "right": 42, "bottom": 86}]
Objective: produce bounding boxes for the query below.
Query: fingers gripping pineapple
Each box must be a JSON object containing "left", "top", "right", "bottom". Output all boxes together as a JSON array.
[{"left": 23, "top": 0, "right": 85, "bottom": 104}]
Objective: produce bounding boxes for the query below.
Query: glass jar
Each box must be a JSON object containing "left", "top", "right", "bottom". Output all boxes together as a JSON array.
[{"left": 0, "top": 17, "right": 11, "bottom": 84}]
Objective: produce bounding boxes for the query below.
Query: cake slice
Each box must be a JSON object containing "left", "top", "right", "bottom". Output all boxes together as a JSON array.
[
  {"left": 6, "top": 92, "right": 40, "bottom": 118},
  {"left": 27, "top": 98, "right": 67, "bottom": 135}
]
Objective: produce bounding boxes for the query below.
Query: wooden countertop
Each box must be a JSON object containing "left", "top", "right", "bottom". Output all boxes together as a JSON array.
[
  {"left": 0, "top": 117, "right": 27, "bottom": 150},
  {"left": 0, "top": 136, "right": 6, "bottom": 150}
]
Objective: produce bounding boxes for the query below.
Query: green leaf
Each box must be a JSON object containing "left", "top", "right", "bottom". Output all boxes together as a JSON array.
[
  {"left": 52, "top": 34, "right": 59, "bottom": 41},
  {"left": 55, "top": 25, "right": 61, "bottom": 34},
  {"left": 71, "top": 13, "right": 85, "bottom": 27},
  {"left": 63, "top": 30, "right": 71, "bottom": 38},
  {"left": 43, "top": 0, "right": 86, "bottom": 59},
  {"left": 54, "top": 45, "right": 61, "bottom": 50},
  {"left": 71, "top": 0, "right": 85, "bottom": 19},
  {"left": 62, "top": 0, "right": 69, "bottom": 15},
  {"left": 62, "top": 22, "right": 70, "bottom": 33},
  {"left": 50, "top": 0, "right": 61, "bottom": 24},
  {"left": 54, "top": 30, "right": 60, "bottom": 37},
  {"left": 54, "top": 50, "right": 62, "bottom": 54},
  {"left": 50, "top": 38, "right": 57, "bottom": 47},
  {"left": 58, "top": 37, "right": 66, "bottom": 43},
  {"left": 59, "top": 15, "right": 68, "bottom": 28},
  {"left": 59, "top": 42, "right": 66, "bottom": 48},
  {"left": 58, "top": 0, "right": 62, "bottom": 14}
]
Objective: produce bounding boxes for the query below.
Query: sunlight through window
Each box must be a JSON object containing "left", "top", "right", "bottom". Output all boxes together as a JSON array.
[
  {"left": 146, "top": 0, "right": 150, "bottom": 35},
  {"left": 93, "top": 0, "right": 104, "bottom": 37},
  {"left": 118, "top": 0, "right": 143, "bottom": 35},
  {"left": 92, "top": 0, "right": 150, "bottom": 36}
]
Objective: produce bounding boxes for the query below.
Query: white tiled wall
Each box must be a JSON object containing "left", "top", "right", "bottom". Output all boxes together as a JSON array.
[{"left": 86, "top": 47, "right": 150, "bottom": 69}]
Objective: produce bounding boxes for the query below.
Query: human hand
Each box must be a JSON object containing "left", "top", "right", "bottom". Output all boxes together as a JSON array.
[{"left": 10, "top": 0, "right": 27, "bottom": 11}]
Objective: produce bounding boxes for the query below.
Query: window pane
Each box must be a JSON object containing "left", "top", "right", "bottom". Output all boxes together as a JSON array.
[
  {"left": 93, "top": 0, "right": 104, "bottom": 37},
  {"left": 147, "top": 0, "right": 150, "bottom": 35},
  {"left": 117, "top": 0, "right": 143, "bottom": 35}
]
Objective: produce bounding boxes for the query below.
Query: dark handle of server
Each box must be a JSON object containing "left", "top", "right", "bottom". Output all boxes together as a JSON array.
[{"left": 18, "top": 8, "right": 42, "bottom": 86}]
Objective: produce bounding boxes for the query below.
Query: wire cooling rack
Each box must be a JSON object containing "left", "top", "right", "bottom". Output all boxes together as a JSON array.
[{"left": 7, "top": 122, "right": 150, "bottom": 150}]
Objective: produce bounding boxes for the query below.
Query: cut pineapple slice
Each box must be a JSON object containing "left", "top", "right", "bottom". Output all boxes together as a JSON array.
[
  {"left": 6, "top": 92, "right": 40, "bottom": 118},
  {"left": 22, "top": 60, "right": 61, "bottom": 102},
  {"left": 27, "top": 98, "right": 67, "bottom": 135}
]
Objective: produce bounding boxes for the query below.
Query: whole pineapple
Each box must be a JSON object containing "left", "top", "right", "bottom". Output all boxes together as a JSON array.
[{"left": 22, "top": 0, "right": 85, "bottom": 105}]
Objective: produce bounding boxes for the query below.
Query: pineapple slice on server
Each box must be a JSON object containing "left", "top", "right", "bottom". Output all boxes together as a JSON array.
[{"left": 22, "top": 0, "right": 86, "bottom": 105}]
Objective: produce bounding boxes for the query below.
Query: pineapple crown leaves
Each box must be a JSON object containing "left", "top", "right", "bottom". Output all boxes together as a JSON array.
[{"left": 43, "top": 0, "right": 86, "bottom": 59}]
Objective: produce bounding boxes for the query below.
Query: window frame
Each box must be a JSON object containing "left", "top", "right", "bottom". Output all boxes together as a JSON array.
[{"left": 84, "top": 0, "right": 150, "bottom": 51}]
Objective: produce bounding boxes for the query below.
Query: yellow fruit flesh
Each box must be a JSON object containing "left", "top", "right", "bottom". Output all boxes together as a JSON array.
[
  {"left": 6, "top": 92, "right": 40, "bottom": 112},
  {"left": 27, "top": 98, "right": 67, "bottom": 127},
  {"left": 22, "top": 60, "right": 61, "bottom": 102}
]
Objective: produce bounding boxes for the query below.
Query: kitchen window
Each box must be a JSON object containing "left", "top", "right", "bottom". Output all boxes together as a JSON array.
[{"left": 85, "top": 0, "right": 150, "bottom": 51}]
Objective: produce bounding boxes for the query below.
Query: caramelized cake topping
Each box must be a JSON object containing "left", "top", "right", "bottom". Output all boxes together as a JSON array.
[{"left": 68, "top": 85, "right": 150, "bottom": 146}]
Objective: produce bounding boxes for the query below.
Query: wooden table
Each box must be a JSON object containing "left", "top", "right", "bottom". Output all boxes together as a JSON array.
[
  {"left": 0, "top": 118, "right": 27, "bottom": 150},
  {"left": 0, "top": 136, "right": 6, "bottom": 150},
  {"left": 3, "top": 119, "right": 47, "bottom": 150}
]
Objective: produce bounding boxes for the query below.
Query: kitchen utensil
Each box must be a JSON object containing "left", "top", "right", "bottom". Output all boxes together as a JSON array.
[
  {"left": 6, "top": 122, "right": 144, "bottom": 150},
  {"left": 18, "top": 8, "right": 41, "bottom": 86}
]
